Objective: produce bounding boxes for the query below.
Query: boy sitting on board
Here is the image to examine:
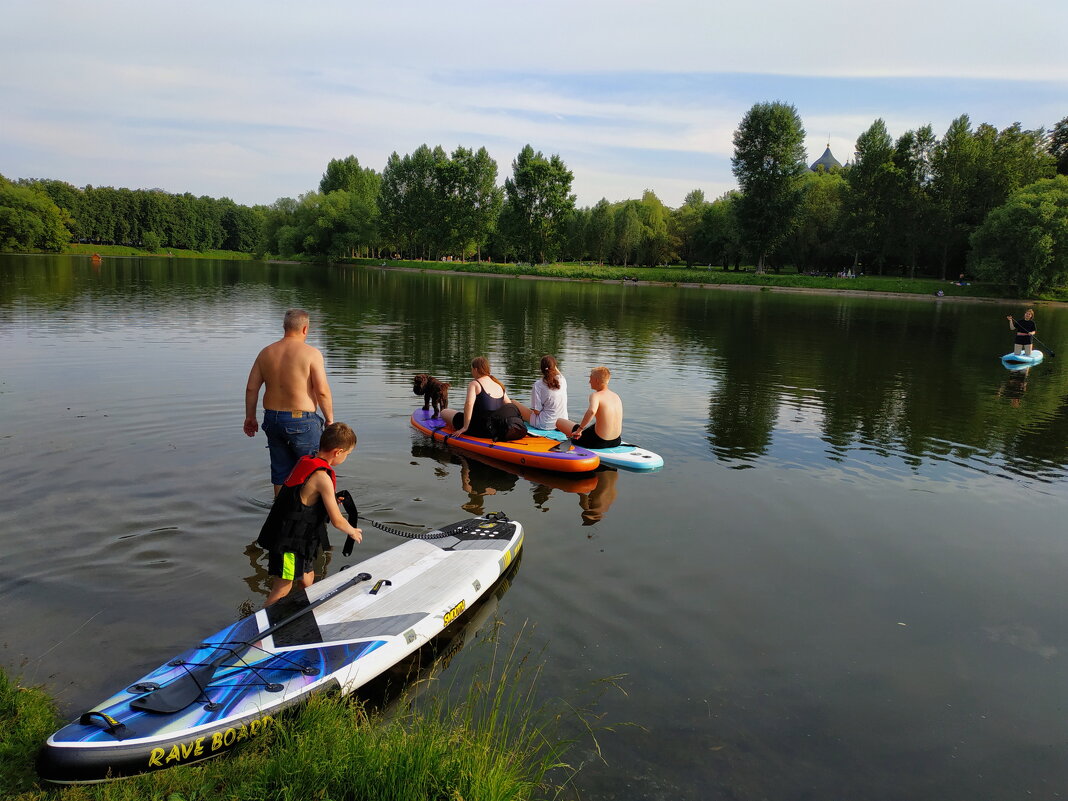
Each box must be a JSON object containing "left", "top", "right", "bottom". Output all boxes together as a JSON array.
[
  {"left": 558, "top": 366, "right": 624, "bottom": 449},
  {"left": 257, "top": 422, "right": 363, "bottom": 606}
]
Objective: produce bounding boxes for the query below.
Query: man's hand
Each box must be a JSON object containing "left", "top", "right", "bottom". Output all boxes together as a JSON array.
[{"left": 243, "top": 417, "right": 259, "bottom": 437}]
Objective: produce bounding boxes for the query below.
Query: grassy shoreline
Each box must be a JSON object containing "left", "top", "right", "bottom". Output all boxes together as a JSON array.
[
  {"left": 0, "top": 244, "right": 254, "bottom": 260},
  {"left": 341, "top": 258, "right": 1068, "bottom": 305},
  {"left": 0, "top": 632, "right": 581, "bottom": 801},
  {"left": 6, "top": 246, "right": 1063, "bottom": 303}
]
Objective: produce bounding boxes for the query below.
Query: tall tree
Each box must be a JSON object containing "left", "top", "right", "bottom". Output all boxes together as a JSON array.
[
  {"left": 731, "top": 101, "right": 807, "bottom": 272},
  {"left": 930, "top": 115, "right": 980, "bottom": 279},
  {"left": 500, "top": 145, "right": 575, "bottom": 264},
  {"left": 1051, "top": 116, "right": 1068, "bottom": 176},
  {"left": 784, "top": 170, "right": 849, "bottom": 272},
  {"left": 970, "top": 175, "right": 1068, "bottom": 295},
  {"left": 844, "top": 119, "right": 897, "bottom": 273},
  {"left": 319, "top": 155, "right": 367, "bottom": 194},
  {"left": 0, "top": 178, "right": 72, "bottom": 251},
  {"left": 587, "top": 198, "right": 614, "bottom": 266},
  {"left": 637, "top": 190, "right": 674, "bottom": 266},
  {"left": 379, "top": 145, "right": 444, "bottom": 258},
  {"left": 437, "top": 146, "right": 501, "bottom": 260},
  {"left": 613, "top": 201, "right": 642, "bottom": 267},
  {"left": 890, "top": 125, "right": 937, "bottom": 277},
  {"left": 673, "top": 189, "right": 709, "bottom": 267}
]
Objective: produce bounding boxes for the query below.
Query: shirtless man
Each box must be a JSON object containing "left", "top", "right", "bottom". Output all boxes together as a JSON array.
[
  {"left": 244, "top": 309, "right": 335, "bottom": 495},
  {"left": 559, "top": 366, "right": 623, "bottom": 449}
]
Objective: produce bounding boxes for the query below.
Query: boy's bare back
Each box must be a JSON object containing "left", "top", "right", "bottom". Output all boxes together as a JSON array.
[{"left": 589, "top": 387, "right": 623, "bottom": 439}]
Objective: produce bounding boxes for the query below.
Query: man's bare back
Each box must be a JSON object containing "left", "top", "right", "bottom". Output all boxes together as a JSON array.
[{"left": 244, "top": 312, "right": 334, "bottom": 438}]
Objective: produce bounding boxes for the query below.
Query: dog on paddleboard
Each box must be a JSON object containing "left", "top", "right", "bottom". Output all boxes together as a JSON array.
[{"left": 413, "top": 374, "right": 450, "bottom": 418}]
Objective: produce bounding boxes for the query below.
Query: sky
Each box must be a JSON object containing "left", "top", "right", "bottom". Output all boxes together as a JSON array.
[{"left": 2, "top": 0, "right": 1065, "bottom": 210}]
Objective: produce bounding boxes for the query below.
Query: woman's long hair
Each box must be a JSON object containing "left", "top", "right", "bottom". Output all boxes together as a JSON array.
[
  {"left": 540, "top": 355, "right": 561, "bottom": 390},
  {"left": 471, "top": 356, "right": 506, "bottom": 391}
]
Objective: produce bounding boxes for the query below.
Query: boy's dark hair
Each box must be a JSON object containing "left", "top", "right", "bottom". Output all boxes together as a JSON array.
[{"left": 320, "top": 422, "right": 357, "bottom": 452}]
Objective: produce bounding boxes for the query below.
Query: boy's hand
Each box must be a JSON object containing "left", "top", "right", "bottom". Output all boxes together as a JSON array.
[{"left": 349, "top": 528, "right": 363, "bottom": 544}]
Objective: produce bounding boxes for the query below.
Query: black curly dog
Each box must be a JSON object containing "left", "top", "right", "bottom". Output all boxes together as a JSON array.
[{"left": 413, "top": 373, "right": 450, "bottom": 418}]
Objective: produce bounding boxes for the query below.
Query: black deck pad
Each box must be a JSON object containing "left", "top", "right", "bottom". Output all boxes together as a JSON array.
[
  {"left": 432, "top": 517, "right": 516, "bottom": 543},
  {"left": 266, "top": 587, "right": 324, "bottom": 647}
]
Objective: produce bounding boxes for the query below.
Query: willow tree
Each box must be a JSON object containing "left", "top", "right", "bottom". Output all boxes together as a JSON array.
[{"left": 731, "top": 102, "right": 807, "bottom": 273}]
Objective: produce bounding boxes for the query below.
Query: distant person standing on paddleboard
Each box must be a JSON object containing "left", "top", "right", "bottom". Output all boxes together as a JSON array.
[
  {"left": 1008, "top": 309, "right": 1037, "bottom": 357},
  {"left": 559, "top": 366, "right": 624, "bottom": 449},
  {"left": 513, "top": 354, "right": 570, "bottom": 433},
  {"left": 244, "top": 309, "right": 335, "bottom": 496}
]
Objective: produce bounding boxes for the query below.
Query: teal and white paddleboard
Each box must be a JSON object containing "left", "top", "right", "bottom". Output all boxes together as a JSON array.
[
  {"left": 528, "top": 427, "right": 664, "bottom": 471},
  {"left": 1002, "top": 350, "right": 1043, "bottom": 365}
]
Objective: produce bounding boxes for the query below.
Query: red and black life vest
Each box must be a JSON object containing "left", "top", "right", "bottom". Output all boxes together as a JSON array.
[{"left": 256, "top": 455, "right": 336, "bottom": 560}]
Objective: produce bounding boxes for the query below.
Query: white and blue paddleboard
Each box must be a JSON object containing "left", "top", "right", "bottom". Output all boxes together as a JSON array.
[
  {"left": 528, "top": 427, "right": 664, "bottom": 471},
  {"left": 1002, "top": 350, "right": 1044, "bottom": 365},
  {"left": 39, "top": 514, "right": 524, "bottom": 784}
]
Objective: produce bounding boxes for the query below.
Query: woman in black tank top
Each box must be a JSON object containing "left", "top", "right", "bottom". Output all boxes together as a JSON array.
[{"left": 439, "top": 356, "right": 511, "bottom": 438}]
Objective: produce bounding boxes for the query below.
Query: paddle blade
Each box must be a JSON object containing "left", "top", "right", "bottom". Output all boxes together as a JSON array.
[{"left": 129, "top": 663, "right": 218, "bottom": 714}]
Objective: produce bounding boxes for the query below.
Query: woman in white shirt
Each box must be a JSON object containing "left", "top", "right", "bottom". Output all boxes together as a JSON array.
[{"left": 514, "top": 355, "right": 570, "bottom": 433}]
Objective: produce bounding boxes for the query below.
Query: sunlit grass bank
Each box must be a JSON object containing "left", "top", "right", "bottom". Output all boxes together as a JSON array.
[
  {"left": 348, "top": 258, "right": 1068, "bottom": 302},
  {"left": 63, "top": 244, "right": 253, "bottom": 260},
  {"left": 1, "top": 630, "right": 591, "bottom": 801}
]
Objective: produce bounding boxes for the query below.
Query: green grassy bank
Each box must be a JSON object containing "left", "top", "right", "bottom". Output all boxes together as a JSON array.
[
  {"left": 1, "top": 642, "right": 581, "bottom": 801},
  {"left": 344, "top": 258, "right": 1068, "bottom": 303},
  {"left": 64, "top": 244, "right": 253, "bottom": 260}
]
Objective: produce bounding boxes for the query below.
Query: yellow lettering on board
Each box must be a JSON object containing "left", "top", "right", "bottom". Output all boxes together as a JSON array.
[
  {"left": 148, "top": 748, "right": 164, "bottom": 767},
  {"left": 443, "top": 599, "right": 466, "bottom": 626},
  {"left": 211, "top": 731, "right": 224, "bottom": 751},
  {"left": 249, "top": 719, "right": 260, "bottom": 736},
  {"left": 165, "top": 744, "right": 181, "bottom": 764},
  {"left": 236, "top": 723, "right": 249, "bottom": 742},
  {"left": 223, "top": 727, "right": 237, "bottom": 747},
  {"left": 194, "top": 737, "right": 205, "bottom": 756}
]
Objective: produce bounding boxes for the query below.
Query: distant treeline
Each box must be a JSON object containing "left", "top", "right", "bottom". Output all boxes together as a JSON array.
[{"left": 2, "top": 110, "right": 1066, "bottom": 290}]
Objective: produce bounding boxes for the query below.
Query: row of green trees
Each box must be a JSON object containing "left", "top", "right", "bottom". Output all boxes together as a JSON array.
[
  {"left": 3, "top": 109, "right": 1066, "bottom": 290},
  {"left": 0, "top": 175, "right": 263, "bottom": 253},
  {"left": 729, "top": 104, "right": 1068, "bottom": 293}
]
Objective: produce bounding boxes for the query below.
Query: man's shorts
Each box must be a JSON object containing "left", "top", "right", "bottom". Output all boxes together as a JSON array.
[
  {"left": 262, "top": 410, "right": 324, "bottom": 485},
  {"left": 573, "top": 426, "right": 622, "bottom": 450},
  {"left": 267, "top": 550, "right": 315, "bottom": 581}
]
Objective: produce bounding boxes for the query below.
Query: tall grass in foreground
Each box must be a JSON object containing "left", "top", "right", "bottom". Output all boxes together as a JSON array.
[{"left": 2, "top": 622, "right": 605, "bottom": 801}]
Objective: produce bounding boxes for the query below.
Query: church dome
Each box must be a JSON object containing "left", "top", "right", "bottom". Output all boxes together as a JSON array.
[{"left": 810, "top": 146, "right": 842, "bottom": 172}]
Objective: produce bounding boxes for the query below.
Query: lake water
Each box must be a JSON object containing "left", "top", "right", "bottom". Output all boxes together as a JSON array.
[{"left": 1, "top": 254, "right": 1066, "bottom": 800}]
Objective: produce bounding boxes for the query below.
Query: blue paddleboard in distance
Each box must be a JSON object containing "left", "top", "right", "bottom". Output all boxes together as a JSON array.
[{"left": 1001, "top": 350, "right": 1043, "bottom": 365}]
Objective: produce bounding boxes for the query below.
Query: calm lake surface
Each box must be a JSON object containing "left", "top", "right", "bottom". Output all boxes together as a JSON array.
[{"left": 2, "top": 254, "right": 1066, "bottom": 800}]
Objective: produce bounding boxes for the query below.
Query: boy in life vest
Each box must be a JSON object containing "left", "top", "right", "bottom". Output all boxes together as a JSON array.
[{"left": 257, "top": 422, "right": 363, "bottom": 606}]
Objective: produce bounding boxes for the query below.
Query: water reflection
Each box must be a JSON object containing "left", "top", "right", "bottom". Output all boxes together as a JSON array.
[
  {"left": 532, "top": 466, "right": 620, "bottom": 527},
  {"left": 997, "top": 367, "right": 1030, "bottom": 408},
  {"left": 410, "top": 441, "right": 618, "bottom": 524}
]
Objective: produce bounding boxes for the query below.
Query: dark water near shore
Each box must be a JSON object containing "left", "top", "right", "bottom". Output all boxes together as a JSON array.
[{"left": 2, "top": 254, "right": 1066, "bottom": 800}]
